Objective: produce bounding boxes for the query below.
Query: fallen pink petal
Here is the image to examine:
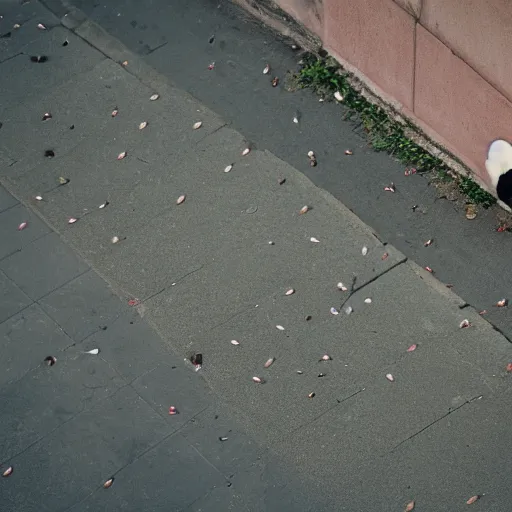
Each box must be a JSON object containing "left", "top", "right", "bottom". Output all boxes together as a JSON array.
[
  {"left": 407, "top": 344, "right": 417, "bottom": 352},
  {"left": 459, "top": 319, "right": 471, "bottom": 329},
  {"left": 37, "top": 23, "right": 46, "bottom": 30},
  {"left": 386, "top": 373, "right": 394, "bottom": 382},
  {"left": 252, "top": 376, "right": 263, "bottom": 383},
  {"left": 117, "top": 151, "right": 127, "bottom": 160},
  {"left": 264, "top": 358, "right": 275, "bottom": 368},
  {"left": 176, "top": 195, "right": 186, "bottom": 205},
  {"left": 168, "top": 406, "right": 178, "bottom": 415},
  {"left": 18, "top": 222, "right": 27, "bottom": 231},
  {"left": 68, "top": 217, "right": 78, "bottom": 224}
]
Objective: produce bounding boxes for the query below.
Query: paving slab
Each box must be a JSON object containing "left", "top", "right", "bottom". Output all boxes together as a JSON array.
[
  {"left": 0, "top": 202, "right": 52, "bottom": 260},
  {"left": 0, "top": 231, "right": 89, "bottom": 300},
  {"left": 0, "top": 270, "right": 32, "bottom": 323},
  {"left": 0, "top": 346, "right": 126, "bottom": 460},
  {"left": 71, "top": 433, "right": 225, "bottom": 512},
  {"left": 39, "top": 269, "right": 125, "bottom": 343},
  {"left": 1, "top": 386, "right": 171, "bottom": 512},
  {"left": 0, "top": 303, "right": 73, "bottom": 387}
]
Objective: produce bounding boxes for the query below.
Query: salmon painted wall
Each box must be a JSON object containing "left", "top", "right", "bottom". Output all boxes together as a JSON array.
[{"left": 271, "top": 0, "right": 512, "bottom": 196}]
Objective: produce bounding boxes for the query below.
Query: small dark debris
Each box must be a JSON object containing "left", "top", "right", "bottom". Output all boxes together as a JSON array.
[
  {"left": 219, "top": 436, "right": 228, "bottom": 442},
  {"left": 171, "top": 366, "right": 176, "bottom": 369},
  {"left": 1, "top": 32, "right": 12, "bottom": 38},
  {"left": 44, "top": 149, "right": 55, "bottom": 158},
  {"left": 278, "top": 177, "right": 286, "bottom": 185},
  {"left": 227, "top": 482, "right": 232, "bottom": 488},
  {"left": 318, "top": 373, "right": 326, "bottom": 378},
  {"left": 99, "top": 326, "right": 107, "bottom": 331},
  {"left": 30, "top": 55, "right": 48, "bottom": 63},
  {"left": 411, "top": 205, "right": 418, "bottom": 212},
  {"left": 305, "top": 315, "right": 312, "bottom": 321},
  {"left": 214, "top": 415, "right": 219, "bottom": 419},
  {"left": 42, "top": 113, "right": 52, "bottom": 121},
  {"left": 271, "top": 77, "right": 279, "bottom": 87},
  {"left": 209, "top": 35, "right": 215, "bottom": 44},
  {"left": 69, "top": 124, "right": 75, "bottom": 130},
  {"left": 62, "top": 40, "right": 69, "bottom": 46},
  {"left": 310, "top": 158, "right": 317, "bottom": 167},
  {"left": 44, "top": 356, "right": 57, "bottom": 366}
]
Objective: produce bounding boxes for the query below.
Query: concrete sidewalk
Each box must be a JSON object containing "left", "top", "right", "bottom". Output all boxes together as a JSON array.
[{"left": 1, "top": 2, "right": 512, "bottom": 511}]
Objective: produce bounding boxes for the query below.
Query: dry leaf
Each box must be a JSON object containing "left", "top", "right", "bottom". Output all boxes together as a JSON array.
[
  {"left": 305, "top": 315, "right": 312, "bottom": 321},
  {"left": 330, "top": 307, "right": 339, "bottom": 315},
  {"left": 309, "top": 158, "right": 317, "bottom": 167},
  {"left": 42, "top": 112, "right": 52, "bottom": 121},
  {"left": 85, "top": 348, "right": 100, "bottom": 355},
  {"left": 169, "top": 406, "right": 177, "bottom": 415},
  {"left": 276, "top": 325, "right": 285, "bottom": 331},
  {"left": 252, "top": 376, "right": 263, "bottom": 383},
  {"left": 264, "top": 358, "right": 275, "bottom": 368},
  {"left": 58, "top": 177, "right": 70, "bottom": 185},
  {"left": 242, "top": 148, "right": 250, "bottom": 156},
  {"left": 285, "top": 288, "right": 295, "bottom": 296},
  {"left": 2, "top": 466, "right": 13, "bottom": 477},
  {"left": 364, "top": 298, "right": 372, "bottom": 304},
  {"left": 263, "top": 63, "right": 270, "bottom": 74},
  {"left": 18, "top": 222, "right": 27, "bottom": 231},
  {"left": 424, "top": 239, "right": 433, "bottom": 247},
  {"left": 230, "top": 340, "right": 240, "bottom": 346},
  {"left": 362, "top": 246, "right": 368, "bottom": 256},
  {"left": 117, "top": 151, "right": 127, "bottom": 160},
  {"left": 138, "top": 121, "right": 147, "bottom": 130},
  {"left": 224, "top": 164, "right": 233, "bottom": 173},
  {"left": 44, "top": 356, "right": 57, "bottom": 366},
  {"left": 405, "top": 501, "right": 415, "bottom": 511},
  {"left": 176, "top": 195, "right": 186, "bottom": 205},
  {"left": 465, "top": 204, "right": 477, "bottom": 220},
  {"left": 271, "top": 77, "right": 279, "bottom": 87},
  {"left": 334, "top": 91, "right": 344, "bottom": 102},
  {"left": 407, "top": 344, "right": 417, "bottom": 352},
  {"left": 466, "top": 495, "right": 479, "bottom": 505},
  {"left": 310, "top": 237, "right": 320, "bottom": 243},
  {"left": 193, "top": 121, "right": 203, "bottom": 130},
  {"left": 496, "top": 299, "right": 508, "bottom": 307},
  {"left": 150, "top": 94, "right": 159, "bottom": 101},
  {"left": 122, "top": 60, "right": 128, "bottom": 66},
  {"left": 308, "top": 392, "right": 315, "bottom": 398},
  {"left": 30, "top": 55, "right": 48, "bottom": 63},
  {"left": 68, "top": 217, "right": 78, "bottom": 224},
  {"left": 386, "top": 373, "right": 394, "bottom": 382},
  {"left": 103, "top": 478, "right": 114, "bottom": 489},
  {"left": 37, "top": 23, "right": 46, "bottom": 30},
  {"left": 337, "top": 282, "right": 348, "bottom": 291},
  {"left": 345, "top": 150, "right": 353, "bottom": 155},
  {"left": 459, "top": 319, "right": 471, "bottom": 329},
  {"left": 299, "top": 205, "right": 309, "bottom": 215}
]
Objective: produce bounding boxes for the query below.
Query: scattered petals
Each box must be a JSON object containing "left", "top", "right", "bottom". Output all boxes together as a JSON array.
[
  {"left": 459, "top": 319, "right": 471, "bottom": 329},
  {"left": 330, "top": 307, "right": 339, "bottom": 315},
  {"left": 138, "top": 121, "right": 147, "bottom": 130},
  {"left": 364, "top": 298, "right": 372, "bottom": 304},
  {"left": 37, "top": 23, "right": 47, "bottom": 30},
  {"left": 381, "top": 252, "right": 389, "bottom": 260},
  {"left": 404, "top": 167, "right": 417, "bottom": 176},
  {"left": 85, "top": 348, "right": 100, "bottom": 355},
  {"left": 386, "top": 373, "right": 394, "bottom": 382},
  {"left": 424, "top": 266, "right": 433, "bottom": 273},
  {"left": 2, "top": 466, "right": 13, "bottom": 477},
  {"left": 193, "top": 121, "right": 203, "bottom": 130},
  {"left": 271, "top": 77, "right": 279, "bottom": 87},
  {"left": 252, "top": 376, "right": 263, "bottom": 383},
  {"left": 168, "top": 406, "right": 178, "bottom": 415},
  {"left": 337, "top": 282, "right": 348, "bottom": 291},
  {"left": 384, "top": 183, "right": 395, "bottom": 192},
  {"left": 299, "top": 205, "right": 310, "bottom": 215},
  {"left": 230, "top": 340, "right": 240, "bottom": 346},
  {"left": 466, "top": 495, "right": 479, "bottom": 505},
  {"left": 224, "top": 164, "right": 233, "bottom": 173},
  {"left": 264, "top": 358, "right": 275, "bottom": 368},
  {"left": 18, "top": 222, "right": 27, "bottom": 231},
  {"left": 310, "top": 237, "right": 320, "bottom": 243},
  {"left": 44, "top": 356, "right": 57, "bottom": 366},
  {"left": 98, "top": 201, "right": 109, "bottom": 209},
  {"left": 263, "top": 64, "right": 270, "bottom": 74},
  {"left": 208, "top": 61, "right": 215, "bottom": 70},
  {"left": 345, "top": 306, "right": 353, "bottom": 315},
  {"left": 285, "top": 288, "right": 295, "bottom": 296},
  {"left": 276, "top": 325, "right": 285, "bottom": 331},
  {"left": 242, "top": 148, "right": 251, "bottom": 156},
  {"left": 117, "top": 151, "right": 127, "bottom": 160},
  {"left": 121, "top": 60, "right": 128, "bottom": 66},
  {"left": 176, "top": 195, "right": 186, "bottom": 205},
  {"left": 405, "top": 500, "right": 415, "bottom": 511},
  {"left": 496, "top": 299, "right": 508, "bottom": 307},
  {"left": 42, "top": 112, "right": 52, "bottom": 121},
  {"left": 103, "top": 478, "right": 114, "bottom": 489},
  {"left": 345, "top": 150, "right": 353, "bottom": 156},
  {"left": 361, "top": 246, "right": 368, "bottom": 256},
  {"left": 334, "top": 91, "right": 344, "bottom": 102},
  {"left": 424, "top": 239, "right": 433, "bottom": 247},
  {"left": 68, "top": 217, "right": 78, "bottom": 224},
  {"left": 150, "top": 94, "right": 160, "bottom": 101},
  {"left": 407, "top": 344, "right": 417, "bottom": 352}
]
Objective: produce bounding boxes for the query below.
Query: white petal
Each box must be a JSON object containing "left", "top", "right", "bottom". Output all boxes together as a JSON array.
[
  {"left": 35, "top": 195, "right": 43, "bottom": 201},
  {"left": 252, "top": 376, "right": 262, "bottom": 383},
  {"left": 361, "top": 246, "right": 368, "bottom": 256},
  {"left": 242, "top": 148, "right": 250, "bottom": 156},
  {"left": 138, "top": 121, "right": 148, "bottom": 130},
  {"left": 68, "top": 217, "right": 78, "bottom": 224},
  {"left": 264, "top": 358, "right": 275, "bottom": 368},
  {"left": 112, "top": 236, "right": 120, "bottom": 244},
  {"left": 276, "top": 325, "right": 285, "bottom": 331},
  {"left": 176, "top": 195, "right": 186, "bottom": 205},
  {"left": 307, "top": 150, "right": 315, "bottom": 158},
  {"left": 330, "top": 307, "right": 339, "bottom": 315},
  {"left": 345, "top": 306, "right": 353, "bottom": 315},
  {"left": 224, "top": 164, "right": 233, "bottom": 173},
  {"left": 310, "top": 237, "right": 320, "bottom": 243},
  {"left": 386, "top": 373, "right": 394, "bottom": 382},
  {"left": 150, "top": 94, "right": 160, "bottom": 101},
  {"left": 85, "top": 348, "right": 99, "bottom": 355},
  {"left": 263, "top": 64, "right": 270, "bottom": 74},
  {"left": 337, "top": 282, "right": 348, "bottom": 291},
  {"left": 37, "top": 23, "right": 46, "bottom": 30},
  {"left": 364, "top": 298, "right": 372, "bottom": 304},
  {"left": 334, "top": 91, "right": 344, "bottom": 102},
  {"left": 285, "top": 288, "right": 295, "bottom": 296},
  {"left": 193, "top": 121, "right": 203, "bottom": 130},
  {"left": 230, "top": 340, "right": 240, "bottom": 345}
]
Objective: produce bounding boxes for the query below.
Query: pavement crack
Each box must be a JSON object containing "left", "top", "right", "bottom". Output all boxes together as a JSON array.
[
  {"left": 0, "top": 52, "right": 23, "bottom": 64},
  {"left": 146, "top": 41, "right": 168, "bottom": 54},
  {"left": 388, "top": 396, "right": 480, "bottom": 454}
]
